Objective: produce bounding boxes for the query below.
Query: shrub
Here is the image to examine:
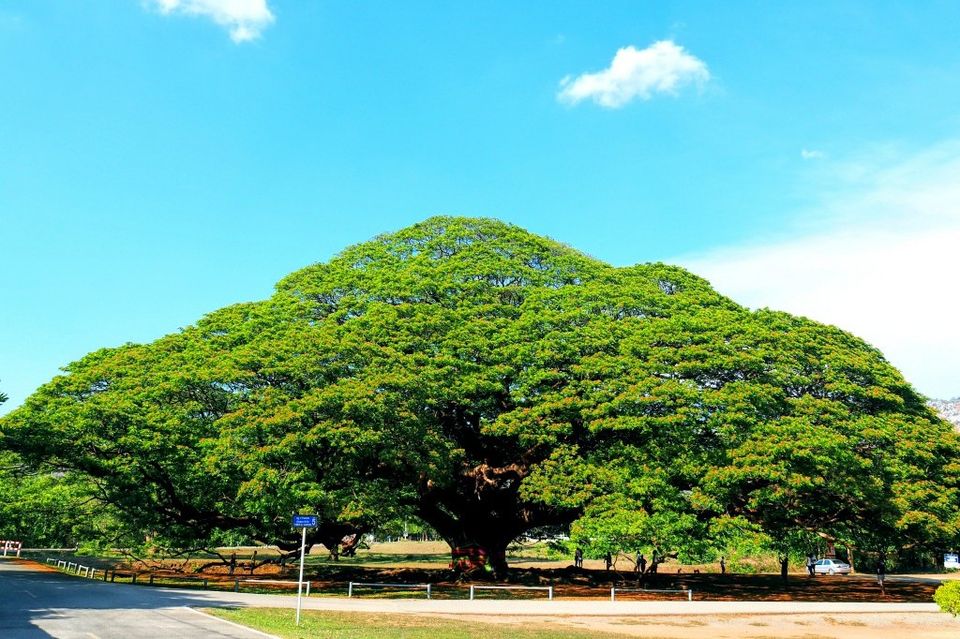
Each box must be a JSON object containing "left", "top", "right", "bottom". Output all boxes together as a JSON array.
[{"left": 934, "top": 581, "right": 960, "bottom": 616}]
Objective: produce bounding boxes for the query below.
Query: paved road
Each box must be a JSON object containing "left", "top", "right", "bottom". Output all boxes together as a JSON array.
[
  {"left": 0, "top": 558, "right": 945, "bottom": 638},
  {"left": 0, "top": 560, "right": 274, "bottom": 639}
]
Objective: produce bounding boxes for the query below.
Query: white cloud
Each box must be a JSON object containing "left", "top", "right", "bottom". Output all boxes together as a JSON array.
[
  {"left": 677, "top": 141, "right": 960, "bottom": 399},
  {"left": 150, "top": 0, "right": 274, "bottom": 43},
  {"left": 801, "top": 148, "right": 825, "bottom": 160},
  {"left": 558, "top": 40, "right": 710, "bottom": 108}
]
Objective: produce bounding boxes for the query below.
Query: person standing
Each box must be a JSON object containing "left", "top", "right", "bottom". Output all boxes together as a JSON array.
[
  {"left": 638, "top": 553, "right": 647, "bottom": 575},
  {"left": 605, "top": 552, "right": 613, "bottom": 571},
  {"left": 806, "top": 554, "right": 815, "bottom": 576},
  {"left": 574, "top": 547, "right": 583, "bottom": 568},
  {"left": 720, "top": 556, "right": 726, "bottom": 574},
  {"left": 877, "top": 558, "right": 886, "bottom": 594}
]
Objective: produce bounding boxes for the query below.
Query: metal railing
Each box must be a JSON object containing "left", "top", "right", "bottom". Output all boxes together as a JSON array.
[
  {"left": 1, "top": 540, "right": 22, "bottom": 557},
  {"left": 44, "top": 558, "right": 316, "bottom": 593},
  {"left": 47, "top": 557, "right": 99, "bottom": 580},
  {"left": 39, "top": 556, "right": 699, "bottom": 604}
]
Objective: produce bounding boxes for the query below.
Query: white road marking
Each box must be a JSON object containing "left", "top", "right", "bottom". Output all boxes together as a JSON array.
[
  {"left": 183, "top": 607, "right": 282, "bottom": 639},
  {"left": 21, "top": 589, "right": 36, "bottom": 598}
]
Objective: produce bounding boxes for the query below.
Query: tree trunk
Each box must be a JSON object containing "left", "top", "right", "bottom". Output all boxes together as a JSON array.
[
  {"left": 415, "top": 415, "right": 582, "bottom": 581},
  {"left": 316, "top": 524, "right": 362, "bottom": 562},
  {"left": 422, "top": 494, "right": 577, "bottom": 580},
  {"left": 780, "top": 556, "right": 789, "bottom": 584},
  {"left": 447, "top": 534, "right": 512, "bottom": 580},
  {"left": 341, "top": 531, "right": 366, "bottom": 557},
  {"left": 486, "top": 544, "right": 509, "bottom": 579}
]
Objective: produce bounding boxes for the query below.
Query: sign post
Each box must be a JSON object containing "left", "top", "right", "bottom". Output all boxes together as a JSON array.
[
  {"left": 945, "top": 553, "right": 960, "bottom": 570},
  {"left": 292, "top": 514, "right": 318, "bottom": 626}
]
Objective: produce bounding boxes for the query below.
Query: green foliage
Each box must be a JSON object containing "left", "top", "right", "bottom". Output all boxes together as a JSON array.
[
  {"left": 0, "top": 451, "right": 116, "bottom": 547},
  {"left": 373, "top": 518, "right": 439, "bottom": 542},
  {"left": 2, "top": 216, "right": 958, "bottom": 572},
  {"left": 934, "top": 581, "right": 960, "bottom": 616}
]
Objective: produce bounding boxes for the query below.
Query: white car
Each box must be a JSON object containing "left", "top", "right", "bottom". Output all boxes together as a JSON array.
[{"left": 813, "top": 558, "right": 851, "bottom": 575}]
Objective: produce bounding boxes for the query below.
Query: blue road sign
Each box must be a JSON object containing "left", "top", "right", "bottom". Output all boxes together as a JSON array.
[{"left": 292, "top": 514, "right": 318, "bottom": 528}]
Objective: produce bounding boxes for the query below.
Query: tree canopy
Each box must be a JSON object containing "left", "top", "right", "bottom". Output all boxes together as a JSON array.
[{"left": 2, "top": 217, "right": 957, "bottom": 574}]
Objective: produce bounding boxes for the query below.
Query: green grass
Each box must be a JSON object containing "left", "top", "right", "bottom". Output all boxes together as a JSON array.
[{"left": 204, "top": 607, "right": 632, "bottom": 639}]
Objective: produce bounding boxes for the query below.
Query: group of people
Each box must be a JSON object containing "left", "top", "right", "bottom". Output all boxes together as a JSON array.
[
  {"left": 573, "top": 548, "right": 634, "bottom": 572},
  {"left": 575, "top": 548, "right": 887, "bottom": 588},
  {"left": 573, "top": 549, "right": 727, "bottom": 575},
  {"left": 573, "top": 549, "right": 629, "bottom": 571}
]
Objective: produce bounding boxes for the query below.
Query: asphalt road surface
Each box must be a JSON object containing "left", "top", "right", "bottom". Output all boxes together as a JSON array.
[{"left": 0, "top": 560, "right": 273, "bottom": 639}]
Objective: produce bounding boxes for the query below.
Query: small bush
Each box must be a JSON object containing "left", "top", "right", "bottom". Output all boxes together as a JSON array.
[{"left": 934, "top": 581, "right": 960, "bottom": 616}]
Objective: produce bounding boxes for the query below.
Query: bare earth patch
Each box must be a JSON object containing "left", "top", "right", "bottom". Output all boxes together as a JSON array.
[{"left": 429, "top": 612, "right": 960, "bottom": 639}]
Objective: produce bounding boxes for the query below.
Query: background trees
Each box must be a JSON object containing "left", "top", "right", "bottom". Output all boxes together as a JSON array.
[{"left": 2, "top": 217, "right": 957, "bottom": 572}]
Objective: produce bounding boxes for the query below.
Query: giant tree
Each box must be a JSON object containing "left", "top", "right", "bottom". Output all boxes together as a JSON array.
[{"left": 3, "top": 217, "right": 957, "bottom": 577}]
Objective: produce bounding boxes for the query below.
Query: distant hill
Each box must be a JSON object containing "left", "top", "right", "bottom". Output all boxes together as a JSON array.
[{"left": 929, "top": 398, "right": 960, "bottom": 429}]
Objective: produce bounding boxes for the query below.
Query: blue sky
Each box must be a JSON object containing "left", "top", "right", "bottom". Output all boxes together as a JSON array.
[{"left": 3, "top": 1, "right": 960, "bottom": 412}]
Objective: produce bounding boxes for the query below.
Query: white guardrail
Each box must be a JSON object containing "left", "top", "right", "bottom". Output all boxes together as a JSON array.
[
  {"left": 610, "top": 586, "right": 693, "bottom": 602},
  {"left": 45, "top": 559, "right": 308, "bottom": 593},
  {"left": 1, "top": 540, "right": 22, "bottom": 557},
  {"left": 39, "top": 557, "right": 694, "bottom": 603},
  {"left": 46, "top": 557, "right": 99, "bottom": 580}
]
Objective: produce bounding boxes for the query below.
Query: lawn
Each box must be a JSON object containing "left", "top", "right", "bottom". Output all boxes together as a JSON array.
[{"left": 204, "top": 607, "right": 630, "bottom": 639}]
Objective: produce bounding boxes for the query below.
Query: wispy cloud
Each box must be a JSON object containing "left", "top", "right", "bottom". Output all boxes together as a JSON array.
[
  {"left": 558, "top": 40, "right": 710, "bottom": 108},
  {"left": 149, "top": 0, "right": 274, "bottom": 43},
  {"left": 678, "top": 141, "right": 960, "bottom": 398},
  {"left": 801, "top": 148, "right": 825, "bottom": 160}
]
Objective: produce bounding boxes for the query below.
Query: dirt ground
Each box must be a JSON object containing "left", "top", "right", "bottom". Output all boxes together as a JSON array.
[
  {"left": 99, "top": 547, "right": 940, "bottom": 603},
  {"left": 437, "top": 611, "right": 960, "bottom": 639}
]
